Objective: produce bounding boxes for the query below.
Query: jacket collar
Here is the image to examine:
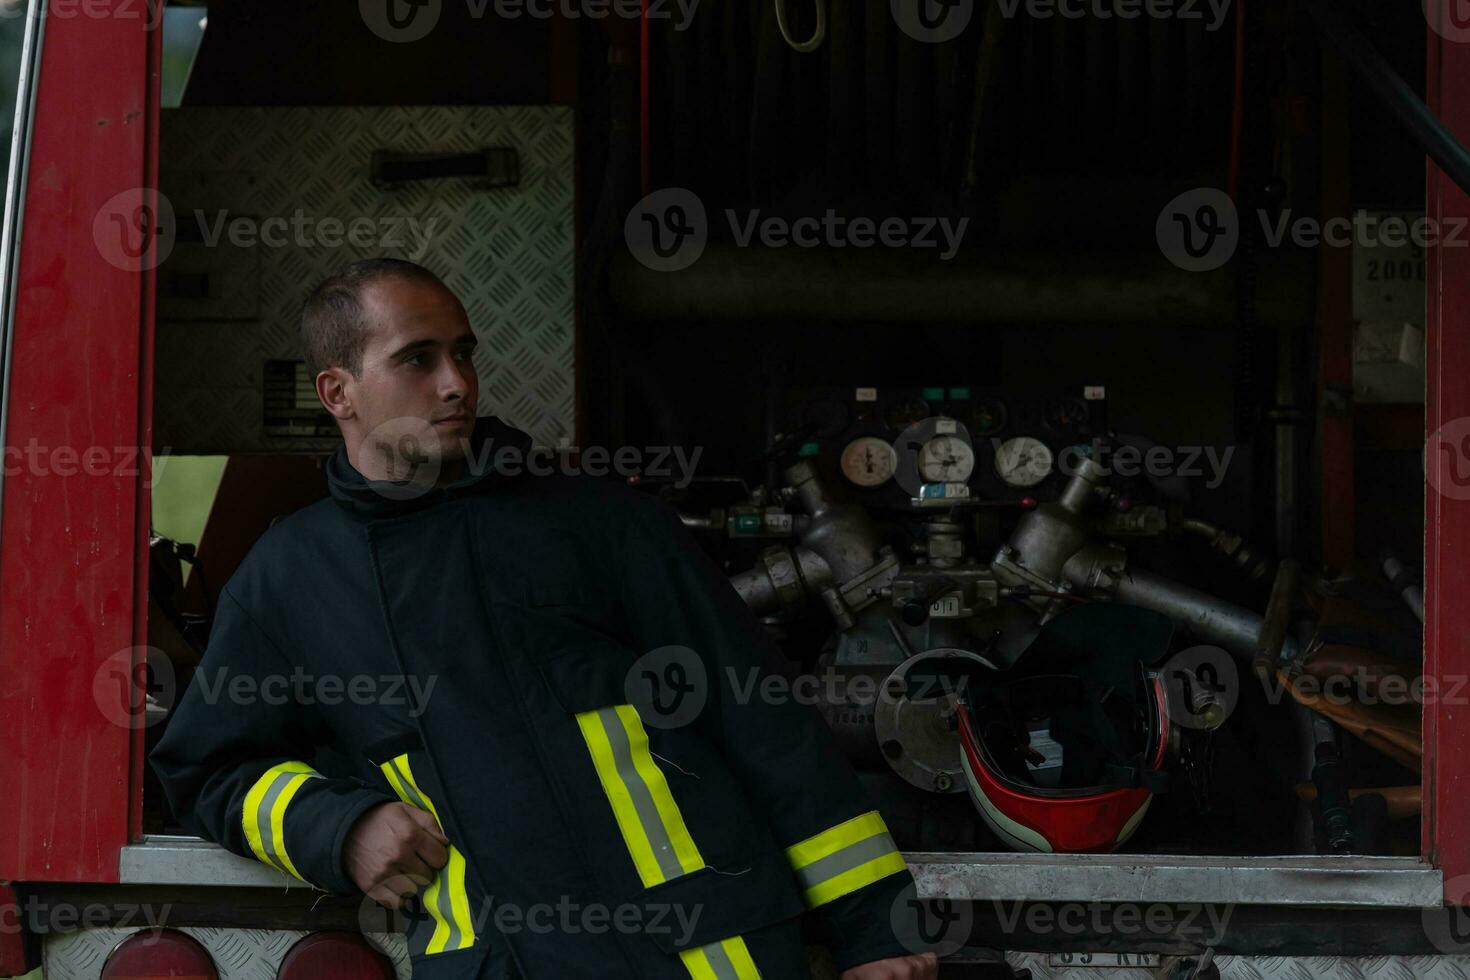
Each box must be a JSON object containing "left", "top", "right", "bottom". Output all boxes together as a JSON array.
[{"left": 326, "top": 414, "right": 536, "bottom": 520}]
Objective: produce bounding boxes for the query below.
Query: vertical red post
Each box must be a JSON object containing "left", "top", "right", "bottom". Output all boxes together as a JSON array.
[
  {"left": 0, "top": 7, "right": 156, "bottom": 881},
  {"left": 1424, "top": 18, "right": 1470, "bottom": 896}
]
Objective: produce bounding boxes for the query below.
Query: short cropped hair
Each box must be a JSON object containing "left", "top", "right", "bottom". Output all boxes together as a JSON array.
[{"left": 300, "top": 258, "right": 448, "bottom": 379}]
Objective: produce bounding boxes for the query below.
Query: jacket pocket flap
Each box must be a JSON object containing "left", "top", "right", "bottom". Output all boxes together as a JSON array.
[
  {"left": 535, "top": 643, "right": 640, "bottom": 714},
  {"left": 633, "top": 848, "right": 806, "bottom": 955},
  {"left": 364, "top": 730, "right": 425, "bottom": 767}
]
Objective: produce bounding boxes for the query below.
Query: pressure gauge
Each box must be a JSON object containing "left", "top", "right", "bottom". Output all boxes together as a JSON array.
[
  {"left": 994, "top": 436, "right": 1054, "bottom": 488},
  {"left": 841, "top": 436, "right": 898, "bottom": 488},
  {"left": 918, "top": 435, "right": 976, "bottom": 484}
]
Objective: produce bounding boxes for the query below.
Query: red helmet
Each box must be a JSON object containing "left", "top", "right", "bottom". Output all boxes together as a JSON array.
[{"left": 958, "top": 603, "right": 1174, "bottom": 853}]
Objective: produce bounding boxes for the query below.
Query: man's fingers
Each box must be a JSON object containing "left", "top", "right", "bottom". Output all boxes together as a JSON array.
[
  {"left": 414, "top": 831, "right": 450, "bottom": 871},
  {"left": 402, "top": 804, "right": 450, "bottom": 845}
]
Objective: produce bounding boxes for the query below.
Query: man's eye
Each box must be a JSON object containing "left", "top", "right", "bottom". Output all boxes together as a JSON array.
[
  {"left": 405, "top": 354, "right": 427, "bottom": 368},
  {"left": 454, "top": 349, "right": 475, "bottom": 362}
]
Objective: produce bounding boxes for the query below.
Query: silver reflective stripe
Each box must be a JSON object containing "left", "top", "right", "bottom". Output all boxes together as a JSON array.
[
  {"left": 701, "top": 940, "right": 742, "bottom": 980},
  {"left": 253, "top": 770, "right": 297, "bottom": 870},
  {"left": 389, "top": 757, "right": 430, "bottom": 810},
  {"left": 592, "top": 707, "right": 685, "bottom": 882},
  {"left": 793, "top": 831, "right": 899, "bottom": 895}
]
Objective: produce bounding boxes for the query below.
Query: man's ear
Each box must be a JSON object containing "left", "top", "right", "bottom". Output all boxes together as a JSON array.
[{"left": 316, "top": 367, "right": 356, "bottom": 422}]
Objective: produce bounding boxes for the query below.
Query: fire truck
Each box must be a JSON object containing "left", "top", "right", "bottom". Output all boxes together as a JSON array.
[{"left": 4, "top": 0, "right": 1470, "bottom": 978}]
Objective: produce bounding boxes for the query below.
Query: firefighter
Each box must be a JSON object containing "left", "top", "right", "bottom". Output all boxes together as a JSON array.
[{"left": 149, "top": 259, "right": 940, "bottom": 980}]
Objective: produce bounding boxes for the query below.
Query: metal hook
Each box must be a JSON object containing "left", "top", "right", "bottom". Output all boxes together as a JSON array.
[{"left": 775, "top": 0, "right": 826, "bottom": 53}]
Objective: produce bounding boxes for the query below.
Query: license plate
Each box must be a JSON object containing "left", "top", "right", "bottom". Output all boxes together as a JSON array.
[{"left": 1045, "top": 952, "right": 1161, "bottom": 968}]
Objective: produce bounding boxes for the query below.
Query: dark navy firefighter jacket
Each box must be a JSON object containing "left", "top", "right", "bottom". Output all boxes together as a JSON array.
[{"left": 149, "top": 416, "right": 919, "bottom": 980}]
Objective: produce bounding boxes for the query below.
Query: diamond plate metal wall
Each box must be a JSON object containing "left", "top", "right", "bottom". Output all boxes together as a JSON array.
[
  {"left": 45, "top": 927, "right": 410, "bottom": 978},
  {"left": 1006, "top": 953, "right": 1470, "bottom": 979},
  {"left": 43, "top": 931, "right": 1470, "bottom": 980},
  {"left": 155, "top": 106, "right": 575, "bottom": 453}
]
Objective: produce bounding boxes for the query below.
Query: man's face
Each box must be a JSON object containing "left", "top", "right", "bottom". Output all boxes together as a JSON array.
[{"left": 335, "top": 276, "right": 480, "bottom": 479}]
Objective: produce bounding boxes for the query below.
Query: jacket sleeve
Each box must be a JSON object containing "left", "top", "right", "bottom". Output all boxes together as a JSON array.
[
  {"left": 148, "top": 585, "right": 398, "bottom": 895},
  {"left": 611, "top": 489, "right": 924, "bottom": 972}
]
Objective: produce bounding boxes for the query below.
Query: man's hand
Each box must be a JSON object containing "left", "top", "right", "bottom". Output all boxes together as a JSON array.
[
  {"left": 840, "top": 952, "right": 939, "bottom": 980},
  {"left": 342, "top": 801, "right": 449, "bottom": 909}
]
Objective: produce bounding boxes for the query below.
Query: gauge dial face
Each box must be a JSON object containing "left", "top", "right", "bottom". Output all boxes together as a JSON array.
[
  {"left": 994, "top": 436, "right": 1054, "bottom": 488},
  {"left": 918, "top": 435, "right": 976, "bottom": 483},
  {"left": 1044, "top": 397, "right": 1091, "bottom": 439},
  {"left": 841, "top": 436, "right": 898, "bottom": 487},
  {"left": 971, "top": 398, "right": 1008, "bottom": 436},
  {"left": 882, "top": 397, "right": 930, "bottom": 432}
]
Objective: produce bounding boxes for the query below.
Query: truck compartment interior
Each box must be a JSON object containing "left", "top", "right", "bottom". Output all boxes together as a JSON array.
[{"left": 140, "top": 0, "right": 1435, "bottom": 882}]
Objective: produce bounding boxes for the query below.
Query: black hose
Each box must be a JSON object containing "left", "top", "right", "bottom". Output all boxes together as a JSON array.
[{"left": 1300, "top": 0, "right": 1470, "bottom": 197}]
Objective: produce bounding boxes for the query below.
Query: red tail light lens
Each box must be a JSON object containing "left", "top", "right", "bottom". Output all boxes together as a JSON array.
[
  {"left": 277, "top": 932, "right": 395, "bottom": 979},
  {"left": 101, "top": 929, "right": 217, "bottom": 979}
]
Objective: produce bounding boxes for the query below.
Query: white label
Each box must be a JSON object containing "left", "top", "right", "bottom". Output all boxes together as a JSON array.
[
  {"left": 928, "top": 594, "right": 963, "bottom": 618},
  {"left": 763, "top": 512, "right": 793, "bottom": 533},
  {"left": 855, "top": 387, "right": 878, "bottom": 402},
  {"left": 1046, "top": 953, "right": 1161, "bottom": 968},
  {"left": 1353, "top": 209, "right": 1426, "bottom": 324},
  {"left": 1084, "top": 385, "right": 1106, "bottom": 401},
  {"left": 936, "top": 418, "right": 957, "bottom": 434}
]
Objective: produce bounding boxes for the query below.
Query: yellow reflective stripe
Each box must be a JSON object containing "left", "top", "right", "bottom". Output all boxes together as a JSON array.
[
  {"left": 268, "top": 773, "right": 317, "bottom": 881},
  {"left": 577, "top": 710, "right": 666, "bottom": 886},
  {"left": 785, "top": 811, "right": 889, "bottom": 868},
  {"left": 574, "top": 705, "right": 761, "bottom": 978},
  {"left": 612, "top": 705, "right": 703, "bottom": 877},
  {"left": 677, "top": 936, "right": 762, "bottom": 980},
  {"left": 241, "top": 761, "right": 319, "bottom": 880},
  {"left": 719, "top": 936, "right": 763, "bottom": 979},
  {"left": 785, "top": 810, "right": 907, "bottom": 908},
  {"left": 377, "top": 753, "right": 476, "bottom": 953},
  {"left": 802, "top": 850, "right": 909, "bottom": 908}
]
